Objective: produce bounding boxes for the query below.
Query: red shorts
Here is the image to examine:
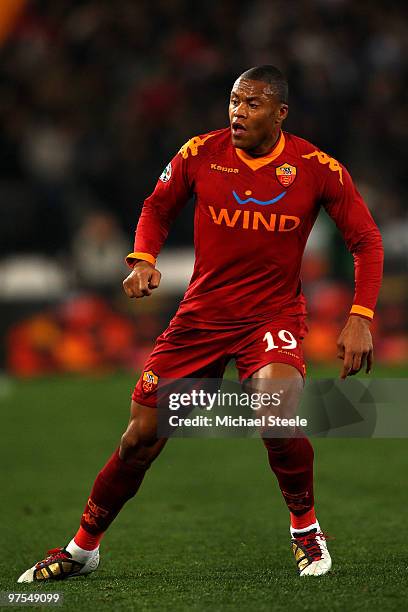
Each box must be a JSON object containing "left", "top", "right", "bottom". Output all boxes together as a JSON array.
[{"left": 132, "top": 314, "right": 307, "bottom": 407}]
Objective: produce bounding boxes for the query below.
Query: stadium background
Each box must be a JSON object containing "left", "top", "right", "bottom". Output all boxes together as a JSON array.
[
  {"left": 0, "top": 0, "right": 407, "bottom": 375},
  {"left": 0, "top": 1, "right": 407, "bottom": 610}
]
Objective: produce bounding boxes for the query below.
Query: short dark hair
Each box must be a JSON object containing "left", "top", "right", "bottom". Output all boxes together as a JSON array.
[{"left": 239, "top": 65, "right": 288, "bottom": 104}]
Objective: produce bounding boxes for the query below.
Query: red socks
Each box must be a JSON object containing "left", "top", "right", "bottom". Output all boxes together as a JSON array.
[
  {"left": 290, "top": 507, "right": 316, "bottom": 530},
  {"left": 74, "top": 526, "right": 103, "bottom": 551},
  {"left": 78, "top": 448, "right": 147, "bottom": 542},
  {"left": 263, "top": 435, "right": 315, "bottom": 526},
  {"left": 76, "top": 435, "right": 315, "bottom": 549}
]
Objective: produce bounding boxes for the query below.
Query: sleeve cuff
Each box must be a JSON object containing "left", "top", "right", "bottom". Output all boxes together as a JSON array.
[
  {"left": 125, "top": 251, "right": 156, "bottom": 268},
  {"left": 350, "top": 305, "right": 374, "bottom": 320}
]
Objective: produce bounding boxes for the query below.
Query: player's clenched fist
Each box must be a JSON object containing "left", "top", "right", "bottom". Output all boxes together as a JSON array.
[{"left": 123, "top": 261, "right": 161, "bottom": 298}]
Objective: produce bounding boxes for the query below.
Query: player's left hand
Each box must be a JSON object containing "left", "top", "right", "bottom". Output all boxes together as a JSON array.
[{"left": 336, "top": 315, "right": 373, "bottom": 379}]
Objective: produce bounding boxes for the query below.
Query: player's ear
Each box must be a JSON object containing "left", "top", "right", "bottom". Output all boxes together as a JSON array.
[{"left": 278, "top": 104, "right": 288, "bottom": 122}]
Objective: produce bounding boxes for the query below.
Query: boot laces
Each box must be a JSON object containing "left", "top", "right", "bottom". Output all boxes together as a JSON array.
[
  {"left": 294, "top": 531, "right": 329, "bottom": 561},
  {"left": 36, "top": 547, "right": 70, "bottom": 567}
]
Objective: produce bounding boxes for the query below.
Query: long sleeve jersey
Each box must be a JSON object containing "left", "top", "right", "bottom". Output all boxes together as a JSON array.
[{"left": 127, "top": 128, "right": 383, "bottom": 329}]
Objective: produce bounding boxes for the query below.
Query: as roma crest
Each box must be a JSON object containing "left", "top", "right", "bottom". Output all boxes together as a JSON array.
[
  {"left": 142, "top": 370, "right": 159, "bottom": 393},
  {"left": 276, "top": 163, "right": 297, "bottom": 187}
]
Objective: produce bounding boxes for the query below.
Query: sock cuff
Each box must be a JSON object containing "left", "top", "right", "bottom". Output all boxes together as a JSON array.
[
  {"left": 290, "top": 520, "right": 320, "bottom": 536},
  {"left": 72, "top": 527, "right": 103, "bottom": 551},
  {"left": 290, "top": 507, "right": 317, "bottom": 531}
]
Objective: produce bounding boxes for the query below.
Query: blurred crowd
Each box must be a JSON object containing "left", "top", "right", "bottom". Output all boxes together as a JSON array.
[{"left": 0, "top": 0, "right": 407, "bottom": 373}]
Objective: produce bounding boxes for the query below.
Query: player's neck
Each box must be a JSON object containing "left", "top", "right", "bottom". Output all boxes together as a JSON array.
[{"left": 244, "top": 130, "right": 282, "bottom": 158}]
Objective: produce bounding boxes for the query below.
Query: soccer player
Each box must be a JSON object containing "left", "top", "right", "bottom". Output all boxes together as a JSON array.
[{"left": 18, "top": 65, "right": 383, "bottom": 581}]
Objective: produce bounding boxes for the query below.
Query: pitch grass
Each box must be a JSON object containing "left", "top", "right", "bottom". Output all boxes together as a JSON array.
[{"left": 0, "top": 371, "right": 407, "bottom": 611}]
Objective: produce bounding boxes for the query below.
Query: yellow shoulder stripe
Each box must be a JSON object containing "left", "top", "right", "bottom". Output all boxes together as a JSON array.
[
  {"left": 350, "top": 305, "right": 374, "bottom": 319},
  {"left": 179, "top": 134, "right": 215, "bottom": 159},
  {"left": 302, "top": 150, "right": 343, "bottom": 184},
  {"left": 125, "top": 252, "right": 156, "bottom": 268}
]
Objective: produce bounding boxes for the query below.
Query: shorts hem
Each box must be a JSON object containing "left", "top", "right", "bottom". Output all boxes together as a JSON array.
[
  {"left": 240, "top": 357, "right": 306, "bottom": 382},
  {"left": 131, "top": 392, "right": 157, "bottom": 408}
]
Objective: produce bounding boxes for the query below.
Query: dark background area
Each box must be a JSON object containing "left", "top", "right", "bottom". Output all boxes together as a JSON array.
[{"left": 0, "top": 0, "right": 407, "bottom": 375}]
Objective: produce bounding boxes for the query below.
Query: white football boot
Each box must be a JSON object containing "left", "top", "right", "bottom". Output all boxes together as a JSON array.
[
  {"left": 291, "top": 521, "right": 332, "bottom": 576},
  {"left": 17, "top": 544, "right": 99, "bottom": 583}
]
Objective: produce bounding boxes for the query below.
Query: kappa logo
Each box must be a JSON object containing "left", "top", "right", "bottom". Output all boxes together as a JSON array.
[
  {"left": 302, "top": 150, "right": 343, "bottom": 184},
  {"left": 232, "top": 189, "right": 286, "bottom": 206},
  {"left": 276, "top": 163, "right": 297, "bottom": 187},
  {"left": 159, "top": 162, "right": 172, "bottom": 183},
  {"left": 142, "top": 370, "right": 159, "bottom": 394},
  {"left": 211, "top": 163, "right": 239, "bottom": 174},
  {"left": 179, "top": 134, "right": 215, "bottom": 159}
]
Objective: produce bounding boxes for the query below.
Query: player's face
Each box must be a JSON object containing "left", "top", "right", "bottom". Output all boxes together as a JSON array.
[{"left": 229, "top": 78, "right": 288, "bottom": 155}]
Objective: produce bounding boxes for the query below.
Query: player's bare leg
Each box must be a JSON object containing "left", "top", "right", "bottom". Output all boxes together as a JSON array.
[
  {"left": 18, "top": 402, "right": 166, "bottom": 582},
  {"left": 249, "top": 363, "right": 331, "bottom": 576}
]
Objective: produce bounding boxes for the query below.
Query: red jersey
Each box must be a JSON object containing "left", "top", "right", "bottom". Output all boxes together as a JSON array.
[{"left": 127, "top": 129, "right": 383, "bottom": 328}]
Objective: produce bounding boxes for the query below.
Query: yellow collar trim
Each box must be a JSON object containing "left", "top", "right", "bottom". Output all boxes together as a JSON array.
[{"left": 235, "top": 131, "right": 285, "bottom": 171}]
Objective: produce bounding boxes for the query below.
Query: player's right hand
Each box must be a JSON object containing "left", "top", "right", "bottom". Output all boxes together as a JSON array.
[{"left": 122, "top": 261, "right": 161, "bottom": 298}]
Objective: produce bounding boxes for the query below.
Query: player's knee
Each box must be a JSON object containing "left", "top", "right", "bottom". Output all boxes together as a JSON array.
[
  {"left": 119, "top": 435, "right": 158, "bottom": 470},
  {"left": 121, "top": 423, "right": 156, "bottom": 452},
  {"left": 120, "top": 400, "right": 163, "bottom": 465},
  {"left": 263, "top": 434, "right": 314, "bottom": 460},
  {"left": 263, "top": 435, "right": 291, "bottom": 453}
]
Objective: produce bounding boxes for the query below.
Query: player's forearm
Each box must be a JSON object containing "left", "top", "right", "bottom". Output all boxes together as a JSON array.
[
  {"left": 349, "top": 228, "right": 384, "bottom": 320},
  {"left": 126, "top": 200, "right": 173, "bottom": 268},
  {"left": 126, "top": 154, "right": 191, "bottom": 268}
]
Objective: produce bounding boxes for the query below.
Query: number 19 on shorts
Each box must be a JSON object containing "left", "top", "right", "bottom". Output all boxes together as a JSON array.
[{"left": 263, "top": 330, "right": 297, "bottom": 352}]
